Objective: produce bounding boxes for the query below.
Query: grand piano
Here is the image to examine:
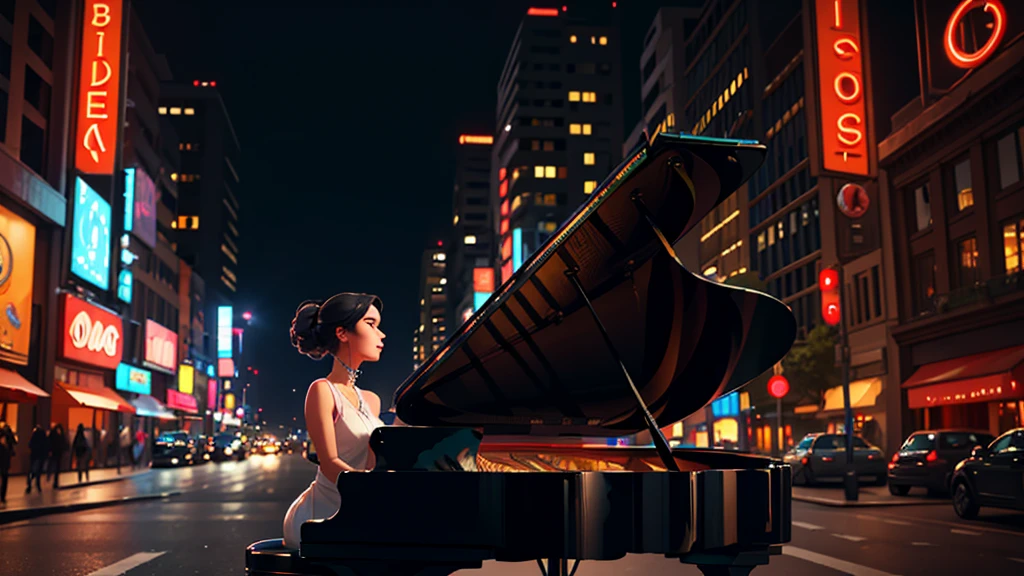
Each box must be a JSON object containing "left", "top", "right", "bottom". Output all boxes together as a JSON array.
[{"left": 247, "top": 133, "right": 797, "bottom": 576}]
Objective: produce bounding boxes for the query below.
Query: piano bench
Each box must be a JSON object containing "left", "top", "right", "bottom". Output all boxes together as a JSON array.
[{"left": 245, "top": 539, "right": 334, "bottom": 576}]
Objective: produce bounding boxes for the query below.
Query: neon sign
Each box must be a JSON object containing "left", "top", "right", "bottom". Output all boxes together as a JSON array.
[
  {"left": 75, "top": 0, "right": 124, "bottom": 174},
  {"left": 944, "top": 0, "right": 1006, "bottom": 69},
  {"left": 145, "top": 320, "right": 177, "bottom": 373},
  {"left": 814, "top": 0, "right": 870, "bottom": 176},
  {"left": 217, "top": 306, "right": 233, "bottom": 358},
  {"left": 61, "top": 294, "right": 122, "bottom": 370}
]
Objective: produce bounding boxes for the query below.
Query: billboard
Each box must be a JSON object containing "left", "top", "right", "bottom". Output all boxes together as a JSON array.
[
  {"left": 71, "top": 178, "right": 112, "bottom": 290},
  {"left": 218, "top": 357, "right": 235, "bottom": 378},
  {"left": 133, "top": 168, "right": 158, "bottom": 248},
  {"left": 0, "top": 204, "right": 36, "bottom": 365},
  {"left": 75, "top": 0, "right": 124, "bottom": 174},
  {"left": 166, "top": 389, "right": 198, "bottom": 413},
  {"left": 217, "top": 306, "right": 233, "bottom": 358},
  {"left": 115, "top": 363, "right": 152, "bottom": 395},
  {"left": 61, "top": 294, "right": 122, "bottom": 370},
  {"left": 472, "top": 268, "right": 495, "bottom": 293},
  {"left": 178, "top": 364, "right": 195, "bottom": 394},
  {"left": 144, "top": 319, "right": 177, "bottom": 373}
]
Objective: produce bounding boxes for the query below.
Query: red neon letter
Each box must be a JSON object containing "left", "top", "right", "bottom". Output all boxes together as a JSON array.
[{"left": 837, "top": 113, "right": 863, "bottom": 147}]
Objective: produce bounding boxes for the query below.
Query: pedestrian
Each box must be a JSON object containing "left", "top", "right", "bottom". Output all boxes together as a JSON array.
[
  {"left": 25, "top": 424, "right": 47, "bottom": 493},
  {"left": 49, "top": 423, "right": 67, "bottom": 488},
  {"left": 133, "top": 428, "right": 146, "bottom": 468},
  {"left": 72, "top": 424, "right": 91, "bottom": 483},
  {"left": 119, "top": 425, "right": 132, "bottom": 467},
  {"left": 0, "top": 429, "right": 12, "bottom": 505}
]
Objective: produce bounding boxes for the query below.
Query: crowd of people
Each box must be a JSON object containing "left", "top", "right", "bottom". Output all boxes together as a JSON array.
[{"left": 0, "top": 420, "right": 148, "bottom": 506}]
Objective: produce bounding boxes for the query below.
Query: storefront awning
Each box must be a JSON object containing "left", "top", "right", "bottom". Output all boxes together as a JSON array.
[
  {"left": 903, "top": 345, "right": 1024, "bottom": 410},
  {"left": 822, "top": 378, "right": 883, "bottom": 412},
  {"left": 131, "top": 395, "right": 177, "bottom": 420},
  {"left": 56, "top": 382, "right": 136, "bottom": 414},
  {"left": 0, "top": 367, "right": 50, "bottom": 403}
]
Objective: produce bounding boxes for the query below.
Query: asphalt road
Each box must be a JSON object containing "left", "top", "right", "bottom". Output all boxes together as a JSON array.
[{"left": 0, "top": 453, "right": 1021, "bottom": 575}]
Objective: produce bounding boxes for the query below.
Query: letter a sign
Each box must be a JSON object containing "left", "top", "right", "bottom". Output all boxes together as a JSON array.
[{"left": 75, "top": 0, "right": 124, "bottom": 175}]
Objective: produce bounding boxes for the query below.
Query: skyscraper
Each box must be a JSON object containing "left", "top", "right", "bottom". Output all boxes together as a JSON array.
[
  {"left": 413, "top": 242, "right": 447, "bottom": 371},
  {"left": 450, "top": 134, "right": 494, "bottom": 326},
  {"left": 492, "top": 6, "right": 623, "bottom": 283}
]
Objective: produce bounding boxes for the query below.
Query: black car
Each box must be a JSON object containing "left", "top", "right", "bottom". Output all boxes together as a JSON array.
[
  {"left": 152, "top": 431, "right": 198, "bottom": 467},
  {"left": 888, "top": 429, "right": 994, "bottom": 496},
  {"left": 211, "top": 432, "right": 248, "bottom": 462},
  {"left": 783, "top": 433, "right": 887, "bottom": 485},
  {"left": 950, "top": 427, "right": 1024, "bottom": 519}
]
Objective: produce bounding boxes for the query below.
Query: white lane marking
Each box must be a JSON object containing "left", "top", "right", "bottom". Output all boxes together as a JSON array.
[
  {"left": 792, "top": 520, "right": 825, "bottom": 531},
  {"left": 911, "top": 542, "right": 935, "bottom": 546},
  {"left": 832, "top": 533, "right": 867, "bottom": 542},
  {"left": 1008, "top": 558, "right": 1024, "bottom": 564},
  {"left": 884, "top": 519, "right": 913, "bottom": 526},
  {"left": 866, "top": 511, "right": 1024, "bottom": 538},
  {"left": 784, "top": 546, "right": 900, "bottom": 576},
  {"left": 86, "top": 552, "right": 166, "bottom": 576},
  {"left": 951, "top": 528, "right": 982, "bottom": 536}
]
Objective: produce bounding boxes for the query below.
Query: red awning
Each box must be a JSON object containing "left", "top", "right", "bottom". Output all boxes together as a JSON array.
[
  {"left": 903, "top": 345, "right": 1024, "bottom": 410},
  {"left": 55, "top": 382, "right": 136, "bottom": 414},
  {"left": 0, "top": 368, "right": 50, "bottom": 403}
]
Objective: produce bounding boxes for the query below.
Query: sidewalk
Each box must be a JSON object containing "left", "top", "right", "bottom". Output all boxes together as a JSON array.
[
  {"left": 793, "top": 484, "right": 949, "bottom": 507},
  {"left": 1, "top": 467, "right": 180, "bottom": 523}
]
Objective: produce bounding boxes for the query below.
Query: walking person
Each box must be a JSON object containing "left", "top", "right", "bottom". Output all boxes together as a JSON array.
[
  {"left": 72, "top": 424, "right": 91, "bottom": 483},
  {"left": 25, "top": 425, "right": 47, "bottom": 493},
  {"left": 49, "top": 424, "right": 67, "bottom": 488}
]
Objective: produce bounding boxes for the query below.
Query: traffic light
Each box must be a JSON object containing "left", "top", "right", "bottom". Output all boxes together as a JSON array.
[{"left": 819, "top": 267, "right": 841, "bottom": 326}]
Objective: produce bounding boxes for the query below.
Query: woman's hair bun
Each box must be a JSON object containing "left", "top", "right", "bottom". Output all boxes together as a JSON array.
[{"left": 289, "top": 300, "right": 328, "bottom": 360}]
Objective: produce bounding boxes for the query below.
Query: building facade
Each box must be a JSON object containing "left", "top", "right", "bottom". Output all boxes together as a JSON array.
[
  {"left": 450, "top": 134, "right": 494, "bottom": 326},
  {"left": 492, "top": 6, "right": 623, "bottom": 283},
  {"left": 879, "top": 0, "right": 1024, "bottom": 448},
  {"left": 413, "top": 243, "right": 447, "bottom": 371}
]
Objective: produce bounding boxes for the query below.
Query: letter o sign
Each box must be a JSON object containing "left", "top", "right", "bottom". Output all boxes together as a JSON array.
[{"left": 944, "top": 0, "right": 1007, "bottom": 69}]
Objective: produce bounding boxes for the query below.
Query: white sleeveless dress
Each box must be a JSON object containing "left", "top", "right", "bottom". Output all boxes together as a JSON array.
[{"left": 282, "top": 380, "right": 383, "bottom": 548}]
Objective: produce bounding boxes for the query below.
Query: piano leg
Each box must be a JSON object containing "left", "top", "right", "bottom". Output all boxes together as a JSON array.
[
  {"left": 536, "top": 558, "right": 579, "bottom": 576},
  {"left": 678, "top": 546, "right": 779, "bottom": 576}
]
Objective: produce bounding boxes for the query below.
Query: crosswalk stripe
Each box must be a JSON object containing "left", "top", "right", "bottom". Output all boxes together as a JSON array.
[
  {"left": 784, "top": 546, "right": 900, "bottom": 576},
  {"left": 833, "top": 533, "right": 868, "bottom": 542},
  {"left": 86, "top": 552, "right": 166, "bottom": 576},
  {"left": 792, "top": 521, "right": 825, "bottom": 531}
]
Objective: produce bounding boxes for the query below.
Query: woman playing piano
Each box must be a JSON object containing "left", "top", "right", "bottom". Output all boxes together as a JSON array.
[{"left": 282, "top": 292, "right": 386, "bottom": 548}]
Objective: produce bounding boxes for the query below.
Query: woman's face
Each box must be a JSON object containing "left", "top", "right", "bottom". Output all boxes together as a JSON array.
[{"left": 340, "top": 305, "right": 385, "bottom": 363}]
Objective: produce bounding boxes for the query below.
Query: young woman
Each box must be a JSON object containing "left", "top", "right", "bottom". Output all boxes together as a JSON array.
[{"left": 282, "top": 292, "right": 386, "bottom": 548}]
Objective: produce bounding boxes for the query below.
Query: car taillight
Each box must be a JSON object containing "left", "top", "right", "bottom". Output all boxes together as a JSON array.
[
  {"left": 891, "top": 453, "right": 899, "bottom": 463},
  {"left": 821, "top": 456, "right": 834, "bottom": 463},
  {"left": 801, "top": 456, "right": 808, "bottom": 465},
  {"left": 926, "top": 450, "right": 938, "bottom": 462}
]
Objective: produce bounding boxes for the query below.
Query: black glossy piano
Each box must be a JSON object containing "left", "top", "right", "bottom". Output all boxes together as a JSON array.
[{"left": 246, "top": 133, "right": 797, "bottom": 576}]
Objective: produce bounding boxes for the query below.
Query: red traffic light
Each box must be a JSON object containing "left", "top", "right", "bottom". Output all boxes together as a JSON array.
[
  {"left": 768, "top": 375, "right": 790, "bottom": 399},
  {"left": 242, "top": 311, "right": 253, "bottom": 321},
  {"left": 819, "top": 267, "right": 841, "bottom": 326}
]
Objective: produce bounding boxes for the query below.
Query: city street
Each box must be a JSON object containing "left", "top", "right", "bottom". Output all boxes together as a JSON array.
[{"left": 1, "top": 454, "right": 1023, "bottom": 575}]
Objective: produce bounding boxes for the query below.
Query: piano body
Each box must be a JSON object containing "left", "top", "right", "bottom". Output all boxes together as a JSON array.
[{"left": 246, "top": 133, "right": 797, "bottom": 576}]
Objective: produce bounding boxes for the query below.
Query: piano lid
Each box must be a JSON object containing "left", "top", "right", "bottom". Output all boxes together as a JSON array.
[{"left": 395, "top": 133, "right": 797, "bottom": 436}]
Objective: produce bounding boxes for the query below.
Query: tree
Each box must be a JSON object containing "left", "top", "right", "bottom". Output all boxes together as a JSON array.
[{"left": 741, "top": 323, "right": 840, "bottom": 410}]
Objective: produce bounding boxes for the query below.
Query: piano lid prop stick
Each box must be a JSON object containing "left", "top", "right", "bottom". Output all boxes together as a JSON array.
[{"left": 563, "top": 267, "right": 681, "bottom": 472}]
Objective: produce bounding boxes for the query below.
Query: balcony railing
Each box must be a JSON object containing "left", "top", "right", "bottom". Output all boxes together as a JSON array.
[{"left": 913, "top": 271, "right": 1023, "bottom": 319}]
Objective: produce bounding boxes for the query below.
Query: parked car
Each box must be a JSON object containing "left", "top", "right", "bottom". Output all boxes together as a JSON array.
[
  {"left": 784, "top": 433, "right": 887, "bottom": 485},
  {"left": 950, "top": 428, "right": 1024, "bottom": 519},
  {"left": 888, "top": 429, "right": 994, "bottom": 496},
  {"left": 152, "top": 431, "right": 198, "bottom": 467}
]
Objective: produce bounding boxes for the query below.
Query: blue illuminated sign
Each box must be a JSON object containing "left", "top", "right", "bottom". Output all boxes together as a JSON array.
[
  {"left": 116, "top": 363, "right": 152, "bottom": 395},
  {"left": 711, "top": 392, "right": 740, "bottom": 418},
  {"left": 473, "top": 292, "right": 490, "bottom": 311},
  {"left": 123, "top": 167, "right": 135, "bottom": 232},
  {"left": 117, "top": 269, "right": 133, "bottom": 303},
  {"left": 207, "top": 364, "right": 216, "bottom": 377},
  {"left": 217, "top": 306, "right": 233, "bottom": 358},
  {"left": 512, "top": 228, "right": 523, "bottom": 271},
  {"left": 70, "top": 178, "right": 112, "bottom": 290}
]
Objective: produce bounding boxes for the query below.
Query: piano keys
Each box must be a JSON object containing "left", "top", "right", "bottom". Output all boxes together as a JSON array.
[{"left": 246, "top": 132, "right": 797, "bottom": 576}]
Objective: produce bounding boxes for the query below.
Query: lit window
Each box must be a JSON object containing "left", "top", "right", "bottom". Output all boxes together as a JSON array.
[
  {"left": 545, "top": 222, "right": 557, "bottom": 232},
  {"left": 440, "top": 277, "right": 447, "bottom": 285},
  {"left": 544, "top": 193, "right": 557, "bottom": 206},
  {"left": 569, "top": 123, "right": 581, "bottom": 135},
  {"left": 599, "top": 36, "right": 608, "bottom": 45},
  {"left": 512, "top": 168, "right": 520, "bottom": 181},
  {"left": 557, "top": 166, "right": 567, "bottom": 179},
  {"left": 170, "top": 107, "right": 182, "bottom": 115},
  {"left": 158, "top": 106, "right": 167, "bottom": 115},
  {"left": 544, "top": 165, "right": 556, "bottom": 178},
  {"left": 582, "top": 91, "right": 596, "bottom": 103},
  {"left": 434, "top": 252, "right": 446, "bottom": 261},
  {"left": 570, "top": 35, "right": 577, "bottom": 43},
  {"left": 464, "top": 235, "right": 477, "bottom": 245},
  {"left": 568, "top": 91, "right": 581, "bottom": 102},
  {"left": 453, "top": 214, "right": 459, "bottom": 225},
  {"left": 583, "top": 152, "right": 595, "bottom": 165},
  {"left": 170, "top": 173, "right": 178, "bottom": 181},
  {"left": 590, "top": 36, "right": 596, "bottom": 44},
  {"left": 184, "top": 108, "right": 195, "bottom": 116},
  {"left": 757, "top": 232, "right": 766, "bottom": 252},
  {"left": 534, "top": 165, "right": 545, "bottom": 178},
  {"left": 582, "top": 123, "right": 592, "bottom": 135},
  {"left": 584, "top": 180, "right": 597, "bottom": 194},
  {"left": 511, "top": 195, "right": 522, "bottom": 211}
]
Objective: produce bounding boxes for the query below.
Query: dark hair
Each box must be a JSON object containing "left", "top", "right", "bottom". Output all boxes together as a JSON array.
[{"left": 290, "top": 293, "right": 383, "bottom": 360}]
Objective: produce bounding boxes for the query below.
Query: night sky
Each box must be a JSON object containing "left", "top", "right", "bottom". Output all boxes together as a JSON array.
[{"left": 134, "top": 1, "right": 915, "bottom": 429}]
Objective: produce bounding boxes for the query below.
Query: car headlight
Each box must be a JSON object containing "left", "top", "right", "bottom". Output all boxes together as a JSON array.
[
  {"left": 171, "top": 458, "right": 179, "bottom": 465},
  {"left": 224, "top": 447, "right": 233, "bottom": 456}
]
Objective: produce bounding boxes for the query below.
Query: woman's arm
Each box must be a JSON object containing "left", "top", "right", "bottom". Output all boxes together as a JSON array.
[{"left": 305, "top": 381, "right": 362, "bottom": 481}]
